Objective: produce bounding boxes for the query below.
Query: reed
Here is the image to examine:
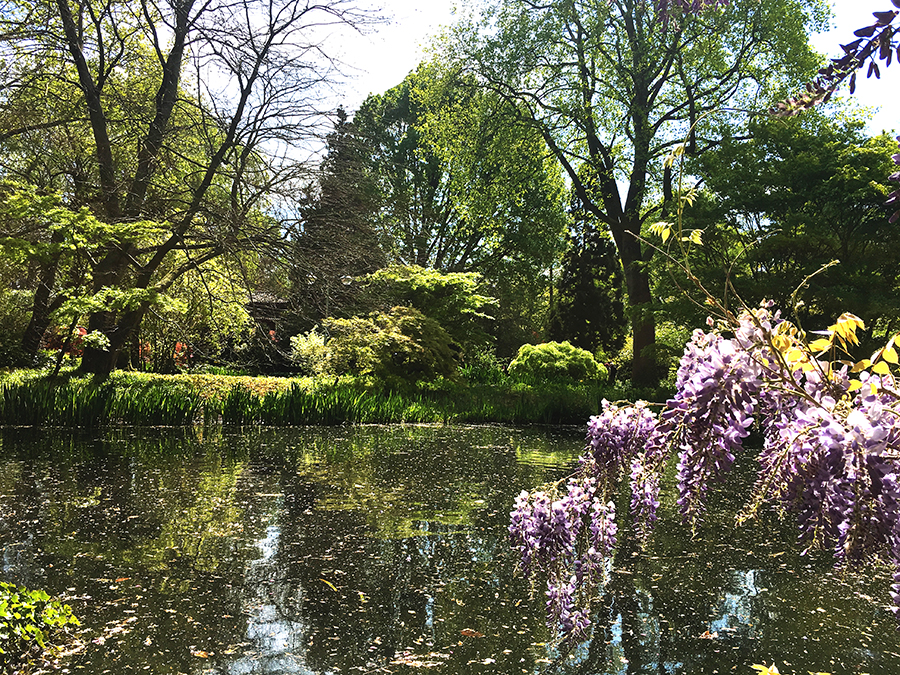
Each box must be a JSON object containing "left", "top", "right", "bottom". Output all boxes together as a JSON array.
[
  {"left": 0, "top": 370, "right": 634, "bottom": 428},
  {"left": 110, "top": 383, "right": 201, "bottom": 426}
]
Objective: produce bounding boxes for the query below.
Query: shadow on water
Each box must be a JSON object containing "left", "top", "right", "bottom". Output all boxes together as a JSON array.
[{"left": 0, "top": 425, "right": 898, "bottom": 674}]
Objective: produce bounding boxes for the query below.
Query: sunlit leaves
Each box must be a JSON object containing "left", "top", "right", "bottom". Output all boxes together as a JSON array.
[
  {"left": 751, "top": 664, "right": 781, "bottom": 675},
  {"left": 827, "top": 313, "right": 865, "bottom": 348},
  {"left": 650, "top": 221, "right": 673, "bottom": 243}
]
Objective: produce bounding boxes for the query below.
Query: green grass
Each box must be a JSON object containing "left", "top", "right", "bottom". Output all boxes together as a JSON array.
[{"left": 0, "top": 369, "right": 671, "bottom": 428}]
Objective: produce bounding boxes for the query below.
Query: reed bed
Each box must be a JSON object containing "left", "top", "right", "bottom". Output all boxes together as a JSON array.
[{"left": 0, "top": 373, "right": 632, "bottom": 428}]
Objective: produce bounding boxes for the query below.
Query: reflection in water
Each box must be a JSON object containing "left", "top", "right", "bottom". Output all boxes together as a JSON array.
[
  {"left": 226, "top": 515, "right": 312, "bottom": 675},
  {"left": 0, "top": 426, "right": 898, "bottom": 675}
]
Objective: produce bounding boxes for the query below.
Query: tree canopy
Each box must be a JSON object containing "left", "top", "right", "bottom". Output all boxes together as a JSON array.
[
  {"left": 444, "top": 0, "right": 827, "bottom": 383},
  {"left": 0, "top": 0, "right": 371, "bottom": 375},
  {"left": 354, "top": 64, "right": 567, "bottom": 277},
  {"left": 655, "top": 114, "right": 899, "bottom": 342}
]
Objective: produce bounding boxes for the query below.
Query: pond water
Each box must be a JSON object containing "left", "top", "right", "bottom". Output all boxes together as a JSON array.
[{"left": 1, "top": 425, "right": 898, "bottom": 675}]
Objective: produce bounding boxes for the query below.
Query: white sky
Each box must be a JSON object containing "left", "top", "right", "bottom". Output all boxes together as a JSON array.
[{"left": 335, "top": 0, "right": 899, "bottom": 136}]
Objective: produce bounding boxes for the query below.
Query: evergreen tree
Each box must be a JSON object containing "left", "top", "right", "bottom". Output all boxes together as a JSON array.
[
  {"left": 548, "top": 226, "right": 626, "bottom": 358},
  {"left": 291, "top": 108, "right": 385, "bottom": 326}
]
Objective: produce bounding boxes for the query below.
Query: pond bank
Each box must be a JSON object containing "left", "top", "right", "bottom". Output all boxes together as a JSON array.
[{"left": 0, "top": 370, "right": 659, "bottom": 427}]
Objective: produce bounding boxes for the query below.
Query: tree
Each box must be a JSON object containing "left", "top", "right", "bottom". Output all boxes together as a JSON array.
[
  {"left": 290, "top": 107, "right": 386, "bottom": 326},
  {"left": 354, "top": 65, "right": 567, "bottom": 351},
  {"left": 0, "top": 181, "right": 128, "bottom": 364},
  {"left": 447, "top": 0, "right": 826, "bottom": 384},
  {"left": 548, "top": 174, "right": 627, "bottom": 358},
  {"left": 0, "top": 0, "right": 373, "bottom": 377},
  {"left": 653, "top": 114, "right": 899, "bottom": 339},
  {"left": 137, "top": 257, "right": 252, "bottom": 372},
  {"left": 355, "top": 64, "right": 567, "bottom": 277},
  {"left": 697, "top": 115, "right": 899, "bottom": 333}
]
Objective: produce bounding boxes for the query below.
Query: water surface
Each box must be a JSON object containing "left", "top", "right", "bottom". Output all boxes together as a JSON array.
[{"left": 0, "top": 425, "right": 897, "bottom": 674}]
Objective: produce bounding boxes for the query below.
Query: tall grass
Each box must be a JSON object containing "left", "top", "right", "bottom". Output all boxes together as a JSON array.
[
  {"left": 0, "top": 380, "right": 112, "bottom": 427},
  {"left": 0, "top": 372, "right": 637, "bottom": 428},
  {"left": 0, "top": 378, "right": 199, "bottom": 427}
]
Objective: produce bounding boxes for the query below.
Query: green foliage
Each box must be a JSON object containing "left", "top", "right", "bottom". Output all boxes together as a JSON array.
[
  {"left": 291, "top": 108, "right": 386, "bottom": 325},
  {"left": 548, "top": 226, "right": 627, "bottom": 357},
  {"left": 680, "top": 113, "right": 900, "bottom": 336},
  {"left": 289, "top": 329, "right": 330, "bottom": 377},
  {"left": 0, "top": 290, "right": 31, "bottom": 367},
  {"left": 138, "top": 258, "right": 252, "bottom": 373},
  {"left": 0, "top": 376, "right": 199, "bottom": 427},
  {"left": 459, "top": 348, "right": 507, "bottom": 385},
  {"left": 322, "top": 306, "right": 459, "bottom": 384},
  {"left": 0, "top": 581, "right": 79, "bottom": 670},
  {"left": 355, "top": 64, "right": 566, "bottom": 276},
  {"left": 358, "top": 265, "right": 496, "bottom": 353},
  {"left": 0, "top": 366, "right": 641, "bottom": 426},
  {"left": 508, "top": 341, "right": 607, "bottom": 384},
  {"left": 442, "top": 0, "right": 827, "bottom": 384},
  {"left": 354, "top": 64, "right": 566, "bottom": 351}
]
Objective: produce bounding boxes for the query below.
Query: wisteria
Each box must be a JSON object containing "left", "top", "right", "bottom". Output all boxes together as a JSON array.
[{"left": 510, "top": 304, "right": 900, "bottom": 639}]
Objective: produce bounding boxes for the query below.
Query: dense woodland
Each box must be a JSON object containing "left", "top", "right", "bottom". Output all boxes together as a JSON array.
[{"left": 0, "top": 0, "right": 897, "bottom": 390}]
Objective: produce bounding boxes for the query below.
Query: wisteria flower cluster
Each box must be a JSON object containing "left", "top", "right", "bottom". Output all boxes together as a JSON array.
[{"left": 511, "top": 304, "right": 900, "bottom": 640}]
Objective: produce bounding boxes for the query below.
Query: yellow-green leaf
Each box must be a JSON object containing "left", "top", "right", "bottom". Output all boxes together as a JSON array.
[
  {"left": 872, "top": 361, "right": 891, "bottom": 376},
  {"left": 785, "top": 348, "right": 804, "bottom": 364},
  {"left": 883, "top": 346, "right": 898, "bottom": 364},
  {"left": 851, "top": 359, "right": 871, "bottom": 373},
  {"left": 848, "top": 379, "right": 864, "bottom": 392},
  {"left": 808, "top": 338, "right": 832, "bottom": 353},
  {"left": 751, "top": 664, "right": 781, "bottom": 675}
]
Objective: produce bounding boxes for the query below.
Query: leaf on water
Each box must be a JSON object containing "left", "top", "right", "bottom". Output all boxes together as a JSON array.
[
  {"left": 460, "top": 628, "right": 484, "bottom": 638},
  {"left": 391, "top": 652, "right": 449, "bottom": 668},
  {"left": 191, "top": 650, "right": 210, "bottom": 658},
  {"left": 320, "top": 578, "right": 338, "bottom": 592},
  {"left": 751, "top": 665, "right": 781, "bottom": 675},
  {"left": 698, "top": 630, "right": 717, "bottom": 639}
]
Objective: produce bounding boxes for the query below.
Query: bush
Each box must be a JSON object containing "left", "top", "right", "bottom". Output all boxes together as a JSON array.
[
  {"left": 508, "top": 341, "right": 607, "bottom": 383},
  {"left": 289, "top": 328, "right": 331, "bottom": 376},
  {"left": 320, "top": 306, "right": 459, "bottom": 384},
  {"left": 357, "top": 265, "right": 496, "bottom": 354},
  {"left": 0, "top": 581, "right": 80, "bottom": 672},
  {"left": 0, "top": 290, "right": 31, "bottom": 367},
  {"left": 459, "top": 347, "right": 507, "bottom": 384}
]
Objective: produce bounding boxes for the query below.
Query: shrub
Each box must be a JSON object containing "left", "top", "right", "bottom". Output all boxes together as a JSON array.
[
  {"left": 289, "top": 328, "right": 331, "bottom": 376},
  {"left": 508, "top": 341, "right": 607, "bottom": 383},
  {"left": 0, "top": 581, "right": 80, "bottom": 671},
  {"left": 459, "top": 347, "right": 507, "bottom": 384},
  {"left": 322, "top": 306, "right": 459, "bottom": 384},
  {"left": 0, "top": 290, "right": 31, "bottom": 367},
  {"left": 357, "top": 265, "right": 496, "bottom": 354}
]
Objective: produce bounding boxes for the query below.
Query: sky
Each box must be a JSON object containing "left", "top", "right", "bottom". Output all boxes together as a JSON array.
[{"left": 335, "top": 0, "right": 899, "bottom": 135}]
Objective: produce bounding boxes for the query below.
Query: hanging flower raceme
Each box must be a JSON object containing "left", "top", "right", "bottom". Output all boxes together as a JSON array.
[{"left": 512, "top": 303, "right": 900, "bottom": 640}]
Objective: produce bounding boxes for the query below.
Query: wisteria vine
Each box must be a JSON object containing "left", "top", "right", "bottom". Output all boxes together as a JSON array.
[{"left": 510, "top": 305, "right": 900, "bottom": 642}]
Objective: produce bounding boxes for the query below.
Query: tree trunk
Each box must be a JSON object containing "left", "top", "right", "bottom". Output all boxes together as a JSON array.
[
  {"left": 615, "top": 219, "right": 657, "bottom": 387},
  {"left": 20, "top": 230, "right": 65, "bottom": 363}
]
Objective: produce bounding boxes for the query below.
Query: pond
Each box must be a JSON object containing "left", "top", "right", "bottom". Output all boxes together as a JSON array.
[{"left": 0, "top": 425, "right": 898, "bottom": 675}]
